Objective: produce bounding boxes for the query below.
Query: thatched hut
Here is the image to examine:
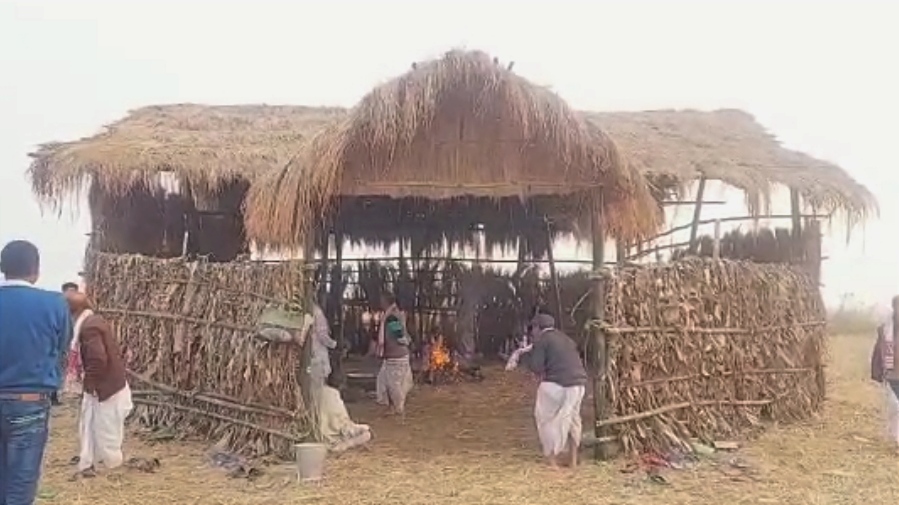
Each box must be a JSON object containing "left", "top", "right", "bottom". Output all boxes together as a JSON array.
[
  {"left": 26, "top": 49, "right": 876, "bottom": 460},
  {"left": 243, "top": 49, "right": 664, "bottom": 385},
  {"left": 244, "top": 50, "right": 663, "bottom": 256},
  {"left": 28, "top": 104, "right": 344, "bottom": 260}
]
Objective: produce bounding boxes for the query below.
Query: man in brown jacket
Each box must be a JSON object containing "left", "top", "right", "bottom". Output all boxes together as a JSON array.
[{"left": 66, "top": 291, "right": 132, "bottom": 476}]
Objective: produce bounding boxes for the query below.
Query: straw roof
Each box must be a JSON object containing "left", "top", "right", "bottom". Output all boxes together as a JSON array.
[
  {"left": 28, "top": 104, "right": 345, "bottom": 208},
  {"left": 588, "top": 109, "right": 877, "bottom": 220},
  {"left": 245, "top": 50, "right": 661, "bottom": 250},
  {"left": 28, "top": 62, "right": 875, "bottom": 251}
]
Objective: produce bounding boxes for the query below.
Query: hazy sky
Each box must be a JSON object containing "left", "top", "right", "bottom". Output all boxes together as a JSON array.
[{"left": 1, "top": 0, "right": 896, "bottom": 309}]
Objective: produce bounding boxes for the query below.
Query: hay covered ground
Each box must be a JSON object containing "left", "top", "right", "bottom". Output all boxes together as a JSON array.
[{"left": 38, "top": 334, "right": 897, "bottom": 505}]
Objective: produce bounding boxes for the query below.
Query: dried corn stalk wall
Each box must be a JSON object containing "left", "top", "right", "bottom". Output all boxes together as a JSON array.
[
  {"left": 600, "top": 259, "right": 826, "bottom": 454},
  {"left": 84, "top": 251, "right": 308, "bottom": 458}
]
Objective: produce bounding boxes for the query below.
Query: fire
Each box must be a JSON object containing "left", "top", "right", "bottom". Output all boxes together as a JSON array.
[{"left": 428, "top": 335, "right": 457, "bottom": 372}]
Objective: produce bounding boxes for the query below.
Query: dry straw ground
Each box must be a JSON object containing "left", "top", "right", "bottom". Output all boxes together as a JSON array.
[{"left": 39, "top": 334, "right": 897, "bottom": 505}]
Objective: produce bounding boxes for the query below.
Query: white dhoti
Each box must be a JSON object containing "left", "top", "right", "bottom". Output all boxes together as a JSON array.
[
  {"left": 886, "top": 381, "right": 899, "bottom": 446},
  {"left": 78, "top": 384, "right": 133, "bottom": 472},
  {"left": 376, "top": 357, "right": 413, "bottom": 413},
  {"left": 534, "top": 382, "right": 585, "bottom": 457}
]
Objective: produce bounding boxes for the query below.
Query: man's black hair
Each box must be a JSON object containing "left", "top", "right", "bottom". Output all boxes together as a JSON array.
[
  {"left": 61, "top": 282, "right": 79, "bottom": 292},
  {"left": 0, "top": 240, "right": 40, "bottom": 279}
]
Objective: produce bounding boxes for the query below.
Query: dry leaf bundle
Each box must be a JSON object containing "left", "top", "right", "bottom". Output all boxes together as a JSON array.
[
  {"left": 599, "top": 258, "right": 826, "bottom": 454},
  {"left": 84, "top": 252, "right": 309, "bottom": 458}
]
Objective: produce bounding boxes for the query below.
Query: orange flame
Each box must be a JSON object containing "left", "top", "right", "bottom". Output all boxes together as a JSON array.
[{"left": 428, "top": 335, "right": 457, "bottom": 372}]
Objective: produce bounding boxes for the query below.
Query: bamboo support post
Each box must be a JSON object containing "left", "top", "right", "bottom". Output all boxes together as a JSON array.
[
  {"left": 789, "top": 188, "right": 802, "bottom": 263},
  {"left": 299, "top": 237, "right": 319, "bottom": 441},
  {"left": 687, "top": 176, "right": 707, "bottom": 254},
  {"left": 712, "top": 219, "right": 722, "bottom": 259},
  {"left": 318, "top": 231, "right": 330, "bottom": 304},
  {"left": 334, "top": 227, "right": 345, "bottom": 362},
  {"left": 590, "top": 192, "right": 611, "bottom": 460},
  {"left": 544, "top": 217, "right": 564, "bottom": 322}
]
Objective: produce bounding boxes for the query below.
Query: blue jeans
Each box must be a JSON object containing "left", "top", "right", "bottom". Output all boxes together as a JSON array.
[{"left": 0, "top": 399, "right": 50, "bottom": 505}]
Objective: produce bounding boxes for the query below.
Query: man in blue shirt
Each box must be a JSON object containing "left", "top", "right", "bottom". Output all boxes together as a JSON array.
[{"left": 0, "top": 240, "right": 72, "bottom": 505}]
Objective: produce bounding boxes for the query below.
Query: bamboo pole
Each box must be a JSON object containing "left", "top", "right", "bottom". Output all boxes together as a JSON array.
[
  {"left": 712, "top": 219, "right": 722, "bottom": 259},
  {"left": 544, "top": 217, "right": 564, "bottom": 323},
  {"left": 687, "top": 176, "right": 707, "bottom": 254},
  {"left": 334, "top": 226, "right": 345, "bottom": 369},
  {"left": 806, "top": 219, "right": 825, "bottom": 401},
  {"left": 789, "top": 188, "right": 802, "bottom": 263},
  {"left": 299, "top": 236, "right": 318, "bottom": 441},
  {"left": 318, "top": 231, "right": 330, "bottom": 304},
  {"left": 590, "top": 192, "right": 611, "bottom": 460},
  {"left": 637, "top": 213, "right": 828, "bottom": 245}
]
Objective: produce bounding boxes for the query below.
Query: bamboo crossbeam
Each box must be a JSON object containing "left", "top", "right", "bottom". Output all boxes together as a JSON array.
[
  {"left": 133, "top": 398, "right": 299, "bottom": 442},
  {"left": 127, "top": 370, "right": 296, "bottom": 418},
  {"left": 100, "top": 308, "right": 256, "bottom": 333},
  {"left": 596, "top": 397, "right": 777, "bottom": 428},
  {"left": 639, "top": 213, "right": 829, "bottom": 244},
  {"left": 624, "top": 367, "right": 815, "bottom": 388},
  {"left": 594, "top": 320, "right": 826, "bottom": 336}
]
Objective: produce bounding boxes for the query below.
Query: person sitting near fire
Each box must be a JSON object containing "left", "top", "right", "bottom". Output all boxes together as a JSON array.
[
  {"left": 374, "top": 292, "right": 413, "bottom": 419},
  {"left": 320, "top": 373, "right": 372, "bottom": 453},
  {"left": 526, "top": 313, "right": 587, "bottom": 469}
]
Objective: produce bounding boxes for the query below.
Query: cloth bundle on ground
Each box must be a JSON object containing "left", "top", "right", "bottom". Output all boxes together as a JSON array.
[{"left": 319, "top": 385, "right": 371, "bottom": 452}]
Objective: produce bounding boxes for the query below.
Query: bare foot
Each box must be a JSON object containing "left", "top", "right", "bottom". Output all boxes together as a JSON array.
[
  {"left": 69, "top": 467, "right": 97, "bottom": 481},
  {"left": 546, "top": 456, "right": 561, "bottom": 471}
]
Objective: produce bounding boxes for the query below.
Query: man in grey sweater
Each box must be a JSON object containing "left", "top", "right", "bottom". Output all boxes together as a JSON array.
[{"left": 527, "top": 313, "right": 587, "bottom": 469}]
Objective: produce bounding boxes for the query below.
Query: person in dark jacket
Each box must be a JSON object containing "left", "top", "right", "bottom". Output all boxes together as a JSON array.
[
  {"left": 66, "top": 291, "right": 133, "bottom": 477},
  {"left": 527, "top": 313, "right": 587, "bottom": 469},
  {"left": 0, "top": 240, "right": 72, "bottom": 504}
]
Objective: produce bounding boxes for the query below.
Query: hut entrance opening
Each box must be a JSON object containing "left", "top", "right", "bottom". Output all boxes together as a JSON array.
[{"left": 311, "top": 193, "right": 612, "bottom": 390}]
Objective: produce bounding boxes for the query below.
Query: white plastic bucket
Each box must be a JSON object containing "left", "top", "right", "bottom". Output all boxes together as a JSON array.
[{"left": 295, "top": 443, "right": 327, "bottom": 482}]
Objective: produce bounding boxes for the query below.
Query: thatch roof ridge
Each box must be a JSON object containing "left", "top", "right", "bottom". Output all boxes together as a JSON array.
[
  {"left": 244, "top": 49, "right": 662, "bottom": 249},
  {"left": 587, "top": 108, "right": 878, "bottom": 220},
  {"left": 29, "top": 90, "right": 875, "bottom": 237},
  {"left": 28, "top": 103, "right": 345, "bottom": 208}
]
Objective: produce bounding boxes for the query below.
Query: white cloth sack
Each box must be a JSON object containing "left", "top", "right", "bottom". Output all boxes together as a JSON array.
[
  {"left": 319, "top": 385, "right": 371, "bottom": 452},
  {"left": 534, "top": 382, "right": 585, "bottom": 457},
  {"left": 78, "top": 384, "right": 133, "bottom": 471}
]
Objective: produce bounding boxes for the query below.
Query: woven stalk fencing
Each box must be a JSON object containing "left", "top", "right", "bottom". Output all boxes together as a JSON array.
[
  {"left": 84, "top": 251, "right": 309, "bottom": 458},
  {"left": 597, "top": 259, "right": 826, "bottom": 454}
]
